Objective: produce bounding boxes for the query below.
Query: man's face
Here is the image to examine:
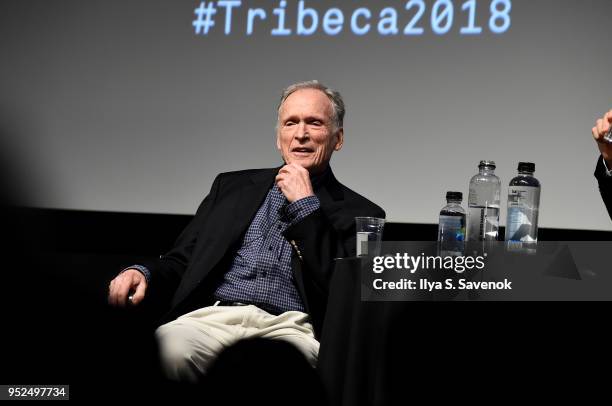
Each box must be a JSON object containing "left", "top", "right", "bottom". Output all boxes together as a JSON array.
[{"left": 276, "top": 88, "right": 344, "bottom": 174}]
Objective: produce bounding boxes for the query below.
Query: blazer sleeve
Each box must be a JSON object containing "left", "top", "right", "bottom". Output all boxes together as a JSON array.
[
  {"left": 140, "top": 174, "right": 223, "bottom": 300},
  {"left": 594, "top": 156, "right": 612, "bottom": 220}
]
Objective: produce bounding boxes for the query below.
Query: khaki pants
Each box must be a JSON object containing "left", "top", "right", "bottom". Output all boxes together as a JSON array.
[{"left": 155, "top": 302, "right": 319, "bottom": 382}]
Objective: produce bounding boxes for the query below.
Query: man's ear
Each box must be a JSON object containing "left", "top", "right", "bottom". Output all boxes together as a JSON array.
[{"left": 334, "top": 128, "right": 344, "bottom": 151}]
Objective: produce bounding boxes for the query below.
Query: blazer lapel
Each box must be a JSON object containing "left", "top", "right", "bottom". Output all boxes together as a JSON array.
[
  {"left": 316, "top": 170, "right": 346, "bottom": 223},
  {"left": 227, "top": 168, "right": 278, "bottom": 246}
]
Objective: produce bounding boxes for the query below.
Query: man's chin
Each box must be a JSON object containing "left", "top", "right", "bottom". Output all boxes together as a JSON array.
[
  {"left": 283, "top": 156, "right": 328, "bottom": 174},
  {"left": 285, "top": 158, "right": 314, "bottom": 170}
]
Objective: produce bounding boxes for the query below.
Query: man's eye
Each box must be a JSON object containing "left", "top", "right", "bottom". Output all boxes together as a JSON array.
[
  {"left": 285, "top": 121, "right": 296, "bottom": 126},
  {"left": 310, "top": 121, "right": 322, "bottom": 126}
]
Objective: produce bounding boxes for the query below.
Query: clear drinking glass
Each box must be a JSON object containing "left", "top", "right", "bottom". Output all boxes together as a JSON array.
[{"left": 355, "top": 217, "right": 385, "bottom": 256}]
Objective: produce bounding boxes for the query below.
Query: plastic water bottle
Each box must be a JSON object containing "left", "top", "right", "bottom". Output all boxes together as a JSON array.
[
  {"left": 505, "top": 162, "right": 541, "bottom": 245},
  {"left": 467, "top": 160, "right": 501, "bottom": 241},
  {"left": 437, "top": 191, "right": 466, "bottom": 256}
]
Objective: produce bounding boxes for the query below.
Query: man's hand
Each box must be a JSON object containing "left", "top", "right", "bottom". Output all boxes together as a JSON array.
[
  {"left": 275, "top": 163, "right": 315, "bottom": 203},
  {"left": 108, "top": 269, "right": 147, "bottom": 307},
  {"left": 592, "top": 109, "right": 612, "bottom": 167}
]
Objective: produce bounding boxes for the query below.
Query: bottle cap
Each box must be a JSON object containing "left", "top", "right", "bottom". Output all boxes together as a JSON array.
[
  {"left": 518, "top": 162, "right": 535, "bottom": 172},
  {"left": 446, "top": 191, "right": 462, "bottom": 201},
  {"left": 478, "top": 160, "right": 496, "bottom": 169}
]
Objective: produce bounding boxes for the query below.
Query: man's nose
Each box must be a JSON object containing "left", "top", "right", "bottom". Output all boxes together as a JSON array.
[{"left": 295, "top": 123, "right": 310, "bottom": 140}]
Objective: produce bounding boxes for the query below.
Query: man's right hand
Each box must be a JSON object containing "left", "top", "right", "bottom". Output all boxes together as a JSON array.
[
  {"left": 592, "top": 109, "right": 612, "bottom": 167},
  {"left": 108, "top": 269, "right": 148, "bottom": 307}
]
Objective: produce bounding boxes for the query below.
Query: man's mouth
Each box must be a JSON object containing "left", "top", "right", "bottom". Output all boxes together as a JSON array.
[{"left": 291, "top": 147, "right": 314, "bottom": 156}]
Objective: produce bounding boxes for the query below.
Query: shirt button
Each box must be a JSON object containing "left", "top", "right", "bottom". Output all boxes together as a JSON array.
[
  {"left": 277, "top": 225, "right": 282, "bottom": 230},
  {"left": 261, "top": 271, "right": 267, "bottom": 277},
  {"left": 269, "top": 245, "right": 273, "bottom": 251}
]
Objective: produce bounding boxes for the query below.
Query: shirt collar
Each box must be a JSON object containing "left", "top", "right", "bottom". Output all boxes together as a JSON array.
[{"left": 310, "top": 165, "right": 332, "bottom": 190}]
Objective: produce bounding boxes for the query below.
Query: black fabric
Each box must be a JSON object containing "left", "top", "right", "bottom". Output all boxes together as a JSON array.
[
  {"left": 317, "top": 258, "right": 398, "bottom": 406},
  {"left": 317, "top": 258, "right": 612, "bottom": 406},
  {"left": 204, "top": 338, "right": 328, "bottom": 405},
  {"left": 595, "top": 155, "right": 612, "bottom": 220},
  {"left": 140, "top": 167, "right": 385, "bottom": 338}
]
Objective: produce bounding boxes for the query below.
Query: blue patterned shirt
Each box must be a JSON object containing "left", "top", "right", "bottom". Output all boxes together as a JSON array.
[{"left": 213, "top": 185, "right": 320, "bottom": 314}]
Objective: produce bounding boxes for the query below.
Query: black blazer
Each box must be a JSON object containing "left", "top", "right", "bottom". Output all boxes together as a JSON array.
[
  {"left": 142, "top": 167, "right": 385, "bottom": 338},
  {"left": 595, "top": 156, "right": 612, "bottom": 220}
]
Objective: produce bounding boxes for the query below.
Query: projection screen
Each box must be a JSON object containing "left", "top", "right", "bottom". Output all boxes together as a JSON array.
[{"left": 1, "top": 0, "right": 611, "bottom": 230}]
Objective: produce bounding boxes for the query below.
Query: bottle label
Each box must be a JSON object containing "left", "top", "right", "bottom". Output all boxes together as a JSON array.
[
  {"left": 438, "top": 215, "right": 466, "bottom": 256},
  {"left": 506, "top": 186, "right": 540, "bottom": 242},
  {"left": 438, "top": 216, "right": 466, "bottom": 242}
]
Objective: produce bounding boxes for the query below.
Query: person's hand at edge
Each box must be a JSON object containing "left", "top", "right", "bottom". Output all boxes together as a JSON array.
[{"left": 592, "top": 109, "right": 612, "bottom": 168}]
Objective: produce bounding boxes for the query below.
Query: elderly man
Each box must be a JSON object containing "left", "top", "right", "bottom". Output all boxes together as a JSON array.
[
  {"left": 592, "top": 109, "right": 612, "bottom": 219},
  {"left": 107, "top": 80, "right": 385, "bottom": 382}
]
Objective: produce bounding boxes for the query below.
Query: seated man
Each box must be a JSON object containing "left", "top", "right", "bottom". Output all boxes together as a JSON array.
[
  {"left": 107, "top": 80, "right": 385, "bottom": 382},
  {"left": 592, "top": 109, "right": 612, "bottom": 219}
]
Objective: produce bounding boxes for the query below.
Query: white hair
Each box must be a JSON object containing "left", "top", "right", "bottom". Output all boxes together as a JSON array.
[{"left": 277, "top": 80, "right": 345, "bottom": 130}]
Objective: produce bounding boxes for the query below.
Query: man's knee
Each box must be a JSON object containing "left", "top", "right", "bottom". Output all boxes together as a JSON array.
[{"left": 155, "top": 324, "right": 208, "bottom": 382}]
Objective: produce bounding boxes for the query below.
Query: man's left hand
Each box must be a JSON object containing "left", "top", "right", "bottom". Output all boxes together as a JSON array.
[{"left": 276, "top": 163, "right": 315, "bottom": 203}]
